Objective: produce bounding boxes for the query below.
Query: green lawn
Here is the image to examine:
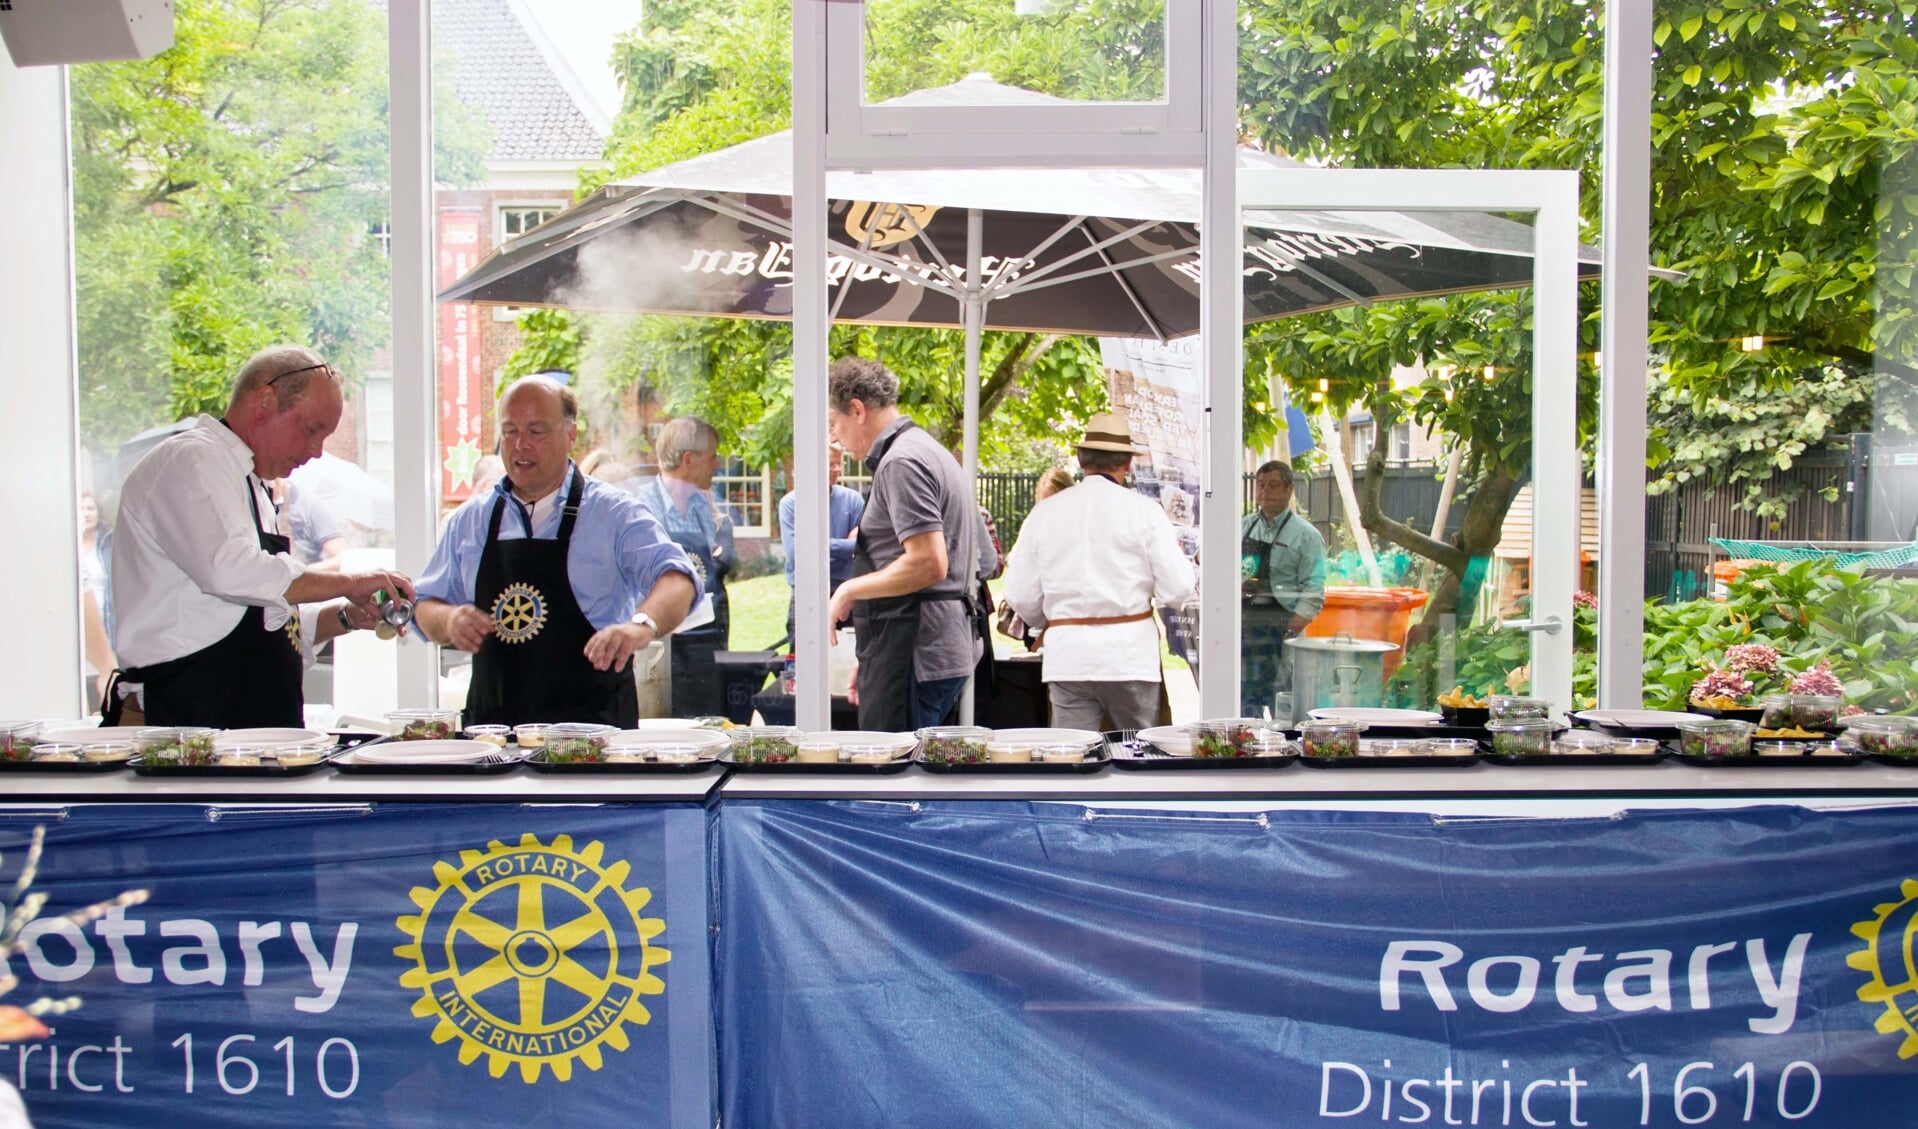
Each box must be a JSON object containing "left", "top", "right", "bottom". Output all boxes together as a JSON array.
[{"left": 728, "top": 573, "right": 793, "bottom": 652}]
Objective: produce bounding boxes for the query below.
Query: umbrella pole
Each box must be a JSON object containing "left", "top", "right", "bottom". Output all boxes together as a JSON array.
[{"left": 961, "top": 208, "right": 984, "bottom": 726}]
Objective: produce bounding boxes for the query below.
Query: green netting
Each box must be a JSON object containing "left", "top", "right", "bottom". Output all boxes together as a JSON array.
[{"left": 1710, "top": 537, "right": 1918, "bottom": 569}]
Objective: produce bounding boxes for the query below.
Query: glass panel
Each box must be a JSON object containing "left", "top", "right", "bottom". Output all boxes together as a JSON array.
[
  {"left": 1236, "top": 238, "right": 1561, "bottom": 724},
  {"left": 862, "top": 0, "right": 1168, "bottom": 105},
  {"left": 69, "top": 0, "right": 392, "bottom": 718},
  {"left": 1638, "top": 0, "right": 1918, "bottom": 717}
]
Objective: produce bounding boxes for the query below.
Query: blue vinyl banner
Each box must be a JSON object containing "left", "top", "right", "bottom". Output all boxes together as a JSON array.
[
  {"left": 717, "top": 801, "right": 1918, "bottom": 1128},
  {"left": 0, "top": 803, "right": 713, "bottom": 1128}
]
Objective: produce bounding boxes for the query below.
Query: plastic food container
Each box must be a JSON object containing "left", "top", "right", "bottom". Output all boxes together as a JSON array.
[
  {"left": 389, "top": 709, "right": 460, "bottom": 742},
  {"left": 1298, "top": 720, "right": 1363, "bottom": 759},
  {"left": 1194, "top": 719, "right": 1270, "bottom": 759},
  {"left": 645, "top": 742, "right": 708, "bottom": 764},
  {"left": 1849, "top": 716, "right": 1918, "bottom": 756},
  {"left": 1788, "top": 694, "right": 1842, "bottom": 730},
  {"left": 79, "top": 741, "right": 136, "bottom": 763},
  {"left": 1421, "top": 738, "right": 1480, "bottom": 757},
  {"left": 136, "top": 727, "right": 218, "bottom": 766},
  {"left": 0, "top": 722, "right": 43, "bottom": 762},
  {"left": 1245, "top": 730, "right": 1298, "bottom": 758},
  {"left": 987, "top": 742, "right": 1034, "bottom": 763},
  {"left": 1676, "top": 717, "right": 1754, "bottom": 758},
  {"left": 1488, "top": 695, "right": 1551, "bottom": 721},
  {"left": 1037, "top": 743, "right": 1087, "bottom": 764},
  {"left": 1486, "top": 718, "right": 1555, "bottom": 756},
  {"left": 1360, "top": 737, "right": 1424, "bottom": 757},
  {"left": 729, "top": 726, "right": 805, "bottom": 764},
  {"left": 1757, "top": 694, "right": 1794, "bottom": 730},
  {"left": 464, "top": 725, "right": 512, "bottom": 747},
  {"left": 30, "top": 742, "right": 83, "bottom": 763},
  {"left": 1611, "top": 737, "right": 1662, "bottom": 756},
  {"left": 916, "top": 726, "right": 991, "bottom": 764},
  {"left": 1552, "top": 730, "right": 1615, "bottom": 755},
  {"left": 513, "top": 724, "right": 549, "bottom": 748},
  {"left": 544, "top": 724, "right": 610, "bottom": 763},
  {"left": 1754, "top": 740, "right": 1807, "bottom": 757},
  {"left": 216, "top": 745, "right": 266, "bottom": 767},
  {"left": 845, "top": 743, "right": 902, "bottom": 764},
  {"left": 795, "top": 740, "right": 841, "bottom": 764}
]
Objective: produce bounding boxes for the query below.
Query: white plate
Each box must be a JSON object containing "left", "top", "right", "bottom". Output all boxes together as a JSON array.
[
  {"left": 1573, "top": 709, "right": 1695, "bottom": 729},
  {"left": 990, "top": 727, "right": 1105, "bottom": 749},
  {"left": 349, "top": 740, "right": 499, "bottom": 764},
  {"left": 38, "top": 726, "right": 152, "bottom": 744},
  {"left": 1137, "top": 725, "right": 1196, "bottom": 756},
  {"left": 216, "top": 728, "right": 330, "bottom": 749},
  {"left": 604, "top": 728, "right": 730, "bottom": 752},
  {"left": 1307, "top": 708, "right": 1442, "bottom": 726},
  {"left": 809, "top": 730, "right": 918, "bottom": 749}
]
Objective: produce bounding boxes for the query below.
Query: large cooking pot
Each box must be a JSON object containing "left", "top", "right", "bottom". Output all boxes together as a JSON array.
[{"left": 1284, "top": 631, "right": 1399, "bottom": 713}]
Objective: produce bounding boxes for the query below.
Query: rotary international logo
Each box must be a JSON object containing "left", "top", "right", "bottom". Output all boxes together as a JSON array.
[
  {"left": 395, "top": 833, "right": 670, "bottom": 1082},
  {"left": 491, "top": 582, "right": 547, "bottom": 643},
  {"left": 1849, "top": 877, "right": 1918, "bottom": 1058}
]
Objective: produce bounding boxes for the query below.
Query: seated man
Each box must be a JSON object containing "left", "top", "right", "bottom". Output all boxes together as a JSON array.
[{"left": 413, "top": 377, "right": 700, "bottom": 727}]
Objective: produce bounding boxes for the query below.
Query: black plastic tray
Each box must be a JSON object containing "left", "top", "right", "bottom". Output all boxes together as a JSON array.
[
  {"left": 0, "top": 755, "right": 133, "bottom": 773},
  {"left": 721, "top": 749, "right": 912, "bottom": 774},
  {"left": 1106, "top": 735, "right": 1295, "bottom": 771},
  {"left": 1686, "top": 703, "right": 1765, "bottom": 724},
  {"left": 916, "top": 747, "right": 1109, "bottom": 774},
  {"left": 1482, "top": 750, "right": 1670, "bottom": 766},
  {"left": 1299, "top": 751, "right": 1481, "bottom": 768},
  {"left": 1439, "top": 706, "right": 1491, "bottom": 728},
  {"left": 1671, "top": 739, "right": 1868, "bottom": 767},
  {"left": 523, "top": 751, "right": 722, "bottom": 775},
  {"left": 1868, "top": 753, "right": 1918, "bottom": 767},
  {"left": 131, "top": 753, "right": 337, "bottom": 778}
]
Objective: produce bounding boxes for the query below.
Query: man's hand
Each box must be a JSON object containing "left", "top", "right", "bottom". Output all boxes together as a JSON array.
[
  {"left": 1287, "top": 613, "right": 1311, "bottom": 633},
  {"left": 584, "top": 621, "right": 654, "bottom": 673},
  {"left": 846, "top": 660, "right": 859, "bottom": 706},
  {"left": 337, "top": 568, "right": 417, "bottom": 620},
  {"left": 828, "top": 586, "right": 857, "bottom": 634},
  {"left": 443, "top": 605, "right": 495, "bottom": 653}
]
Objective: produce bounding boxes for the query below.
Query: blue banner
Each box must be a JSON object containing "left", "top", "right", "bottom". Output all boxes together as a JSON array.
[
  {"left": 717, "top": 801, "right": 1918, "bottom": 1127},
  {"left": 0, "top": 803, "right": 713, "bottom": 1128}
]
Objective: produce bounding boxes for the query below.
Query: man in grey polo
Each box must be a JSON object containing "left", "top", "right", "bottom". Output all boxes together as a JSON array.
[{"left": 826, "top": 357, "right": 980, "bottom": 731}]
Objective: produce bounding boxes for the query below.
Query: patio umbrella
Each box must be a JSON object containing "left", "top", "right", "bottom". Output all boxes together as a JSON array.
[{"left": 440, "top": 76, "right": 1606, "bottom": 338}]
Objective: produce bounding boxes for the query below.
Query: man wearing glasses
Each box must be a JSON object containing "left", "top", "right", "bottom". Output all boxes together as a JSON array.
[{"left": 107, "top": 345, "right": 416, "bottom": 727}]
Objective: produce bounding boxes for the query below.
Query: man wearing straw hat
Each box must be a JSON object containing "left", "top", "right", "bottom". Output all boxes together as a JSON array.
[{"left": 1000, "top": 413, "right": 1195, "bottom": 731}]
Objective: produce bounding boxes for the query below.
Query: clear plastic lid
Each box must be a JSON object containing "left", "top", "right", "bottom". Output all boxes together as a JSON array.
[
  {"left": 1552, "top": 730, "right": 1615, "bottom": 752},
  {"left": 29, "top": 742, "right": 83, "bottom": 761},
  {"left": 914, "top": 725, "right": 990, "bottom": 742},
  {"left": 1485, "top": 717, "right": 1556, "bottom": 734},
  {"left": 1297, "top": 719, "right": 1366, "bottom": 736},
  {"left": 1674, "top": 717, "right": 1753, "bottom": 734},
  {"left": 1489, "top": 695, "right": 1551, "bottom": 718}
]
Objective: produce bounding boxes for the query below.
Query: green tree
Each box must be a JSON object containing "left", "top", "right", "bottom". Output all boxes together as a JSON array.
[{"left": 70, "top": 0, "right": 488, "bottom": 452}]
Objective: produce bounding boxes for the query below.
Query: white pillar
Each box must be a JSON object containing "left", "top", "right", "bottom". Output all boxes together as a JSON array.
[
  {"left": 791, "top": 0, "right": 831, "bottom": 731},
  {"left": 0, "top": 58, "right": 85, "bottom": 718},
  {"left": 1197, "top": 0, "right": 1242, "bottom": 720}
]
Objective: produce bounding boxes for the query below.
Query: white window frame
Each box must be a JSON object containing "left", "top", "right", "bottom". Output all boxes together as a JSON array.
[
  {"left": 821, "top": 0, "right": 1204, "bottom": 168},
  {"left": 714, "top": 459, "right": 775, "bottom": 538},
  {"left": 1217, "top": 168, "right": 1583, "bottom": 719},
  {"left": 492, "top": 200, "right": 568, "bottom": 321}
]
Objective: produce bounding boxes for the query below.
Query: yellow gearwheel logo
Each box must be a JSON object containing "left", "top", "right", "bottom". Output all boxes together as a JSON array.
[
  {"left": 395, "top": 833, "right": 670, "bottom": 1082},
  {"left": 491, "top": 582, "right": 548, "bottom": 644},
  {"left": 1848, "top": 877, "right": 1918, "bottom": 1059}
]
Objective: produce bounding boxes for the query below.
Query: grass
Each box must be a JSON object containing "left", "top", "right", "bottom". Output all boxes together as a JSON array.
[{"left": 727, "top": 573, "right": 793, "bottom": 652}]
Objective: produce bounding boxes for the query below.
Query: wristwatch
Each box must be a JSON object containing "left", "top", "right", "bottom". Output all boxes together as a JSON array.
[
  {"left": 632, "top": 611, "right": 659, "bottom": 636},
  {"left": 336, "top": 607, "right": 353, "bottom": 632}
]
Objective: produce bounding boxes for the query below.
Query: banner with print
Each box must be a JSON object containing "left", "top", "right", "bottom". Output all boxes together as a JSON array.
[
  {"left": 0, "top": 803, "right": 712, "bottom": 1128},
  {"left": 716, "top": 799, "right": 1918, "bottom": 1128}
]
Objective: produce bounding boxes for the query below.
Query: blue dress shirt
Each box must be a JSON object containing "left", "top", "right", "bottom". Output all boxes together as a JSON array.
[
  {"left": 779, "top": 485, "right": 865, "bottom": 590},
  {"left": 416, "top": 466, "right": 701, "bottom": 630}
]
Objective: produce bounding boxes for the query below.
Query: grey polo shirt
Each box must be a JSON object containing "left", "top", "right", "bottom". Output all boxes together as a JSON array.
[{"left": 859, "top": 416, "right": 981, "bottom": 681}]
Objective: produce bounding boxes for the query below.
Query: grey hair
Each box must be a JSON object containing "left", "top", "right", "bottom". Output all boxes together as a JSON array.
[
  {"left": 828, "top": 356, "right": 900, "bottom": 412},
  {"left": 499, "top": 375, "right": 578, "bottom": 423},
  {"left": 229, "top": 345, "right": 332, "bottom": 412},
  {"left": 656, "top": 416, "right": 719, "bottom": 470},
  {"left": 1254, "top": 460, "right": 1295, "bottom": 489}
]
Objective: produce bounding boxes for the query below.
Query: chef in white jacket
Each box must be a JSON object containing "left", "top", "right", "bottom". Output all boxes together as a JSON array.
[{"left": 1000, "top": 413, "right": 1195, "bottom": 731}]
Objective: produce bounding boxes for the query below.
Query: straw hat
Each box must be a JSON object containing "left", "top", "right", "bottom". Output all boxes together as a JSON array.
[{"left": 1077, "top": 412, "right": 1144, "bottom": 454}]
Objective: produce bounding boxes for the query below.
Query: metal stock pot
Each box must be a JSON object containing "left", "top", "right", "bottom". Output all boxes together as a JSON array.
[{"left": 1284, "top": 632, "right": 1398, "bottom": 712}]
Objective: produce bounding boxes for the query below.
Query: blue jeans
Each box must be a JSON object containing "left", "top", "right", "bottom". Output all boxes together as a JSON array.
[{"left": 912, "top": 675, "right": 970, "bottom": 730}]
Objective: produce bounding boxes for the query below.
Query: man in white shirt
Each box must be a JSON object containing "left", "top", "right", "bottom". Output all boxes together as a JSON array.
[
  {"left": 1001, "top": 413, "right": 1196, "bottom": 731},
  {"left": 107, "top": 345, "right": 414, "bottom": 727}
]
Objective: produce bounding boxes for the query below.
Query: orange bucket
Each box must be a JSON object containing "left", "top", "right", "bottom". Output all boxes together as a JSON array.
[{"left": 1300, "top": 587, "right": 1430, "bottom": 678}]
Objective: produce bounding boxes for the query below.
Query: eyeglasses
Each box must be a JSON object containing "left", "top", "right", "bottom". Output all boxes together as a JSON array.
[{"left": 265, "top": 362, "right": 337, "bottom": 387}]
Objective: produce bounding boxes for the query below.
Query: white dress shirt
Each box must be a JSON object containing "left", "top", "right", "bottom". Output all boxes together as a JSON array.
[
  {"left": 1001, "top": 474, "right": 1197, "bottom": 683},
  {"left": 111, "top": 415, "right": 309, "bottom": 669}
]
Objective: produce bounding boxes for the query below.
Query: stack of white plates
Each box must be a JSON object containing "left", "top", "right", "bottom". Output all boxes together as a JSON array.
[
  {"left": 348, "top": 740, "right": 499, "bottom": 765},
  {"left": 216, "top": 727, "right": 332, "bottom": 752},
  {"left": 1137, "top": 725, "right": 1196, "bottom": 756},
  {"left": 603, "top": 728, "right": 730, "bottom": 757},
  {"left": 1306, "top": 708, "right": 1443, "bottom": 726},
  {"left": 989, "top": 727, "right": 1104, "bottom": 750}
]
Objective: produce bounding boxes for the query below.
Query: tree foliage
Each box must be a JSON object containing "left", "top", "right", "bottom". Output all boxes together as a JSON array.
[{"left": 70, "top": 0, "right": 488, "bottom": 452}]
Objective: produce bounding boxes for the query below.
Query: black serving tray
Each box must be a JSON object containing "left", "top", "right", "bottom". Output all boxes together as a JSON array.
[
  {"left": 131, "top": 752, "right": 338, "bottom": 778},
  {"left": 1439, "top": 705, "right": 1491, "bottom": 728},
  {"left": 524, "top": 751, "right": 722, "bottom": 775},
  {"left": 1866, "top": 753, "right": 1918, "bottom": 767},
  {"left": 721, "top": 748, "right": 913, "bottom": 774},
  {"left": 1106, "top": 735, "right": 1295, "bottom": 770},
  {"left": 1670, "top": 739, "right": 1867, "bottom": 767},
  {"left": 915, "top": 745, "right": 1110, "bottom": 774},
  {"left": 1686, "top": 702, "right": 1765, "bottom": 724},
  {"left": 0, "top": 754, "right": 133, "bottom": 773},
  {"left": 1298, "top": 751, "right": 1482, "bottom": 769},
  {"left": 333, "top": 749, "right": 524, "bottom": 776},
  {"left": 1482, "top": 750, "right": 1671, "bottom": 766}
]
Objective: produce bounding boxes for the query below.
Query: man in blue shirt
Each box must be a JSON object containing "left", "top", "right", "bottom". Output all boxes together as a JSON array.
[
  {"left": 636, "top": 416, "right": 737, "bottom": 717},
  {"left": 778, "top": 442, "right": 865, "bottom": 637},
  {"left": 413, "top": 377, "right": 700, "bottom": 728}
]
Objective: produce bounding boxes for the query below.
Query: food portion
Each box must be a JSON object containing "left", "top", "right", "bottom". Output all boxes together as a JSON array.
[
  {"left": 917, "top": 726, "right": 991, "bottom": 765},
  {"left": 1437, "top": 687, "right": 1488, "bottom": 709},
  {"left": 730, "top": 726, "right": 805, "bottom": 765},
  {"left": 0, "top": 723, "right": 42, "bottom": 763},
  {"left": 1299, "top": 721, "right": 1362, "bottom": 759},
  {"left": 1676, "top": 718, "right": 1754, "bottom": 759},
  {"left": 543, "top": 725, "right": 611, "bottom": 764},
  {"left": 1486, "top": 718, "right": 1554, "bottom": 757},
  {"left": 1194, "top": 720, "right": 1267, "bottom": 759},
  {"left": 135, "top": 727, "right": 218, "bottom": 766},
  {"left": 389, "top": 709, "right": 460, "bottom": 742}
]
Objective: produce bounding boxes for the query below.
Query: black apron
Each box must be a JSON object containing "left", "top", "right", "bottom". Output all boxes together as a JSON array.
[
  {"left": 1242, "top": 510, "right": 1297, "bottom": 629},
  {"left": 464, "top": 472, "right": 638, "bottom": 729},
  {"left": 105, "top": 479, "right": 304, "bottom": 728},
  {"left": 846, "top": 422, "right": 974, "bottom": 731}
]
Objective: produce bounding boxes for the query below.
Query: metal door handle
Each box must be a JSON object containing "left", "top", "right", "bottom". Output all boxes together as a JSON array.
[{"left": 1499, "top": 616, "right": 1563, "bottom": 635}]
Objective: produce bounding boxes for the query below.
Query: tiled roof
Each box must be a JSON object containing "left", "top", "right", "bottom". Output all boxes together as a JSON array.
[{"left": 432, "top": 0, "right": 607, "bottom": 163}]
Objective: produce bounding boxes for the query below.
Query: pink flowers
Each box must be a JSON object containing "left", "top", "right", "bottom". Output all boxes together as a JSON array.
[
  {"left": 1573, "top": 590, "right": 1599, "bottom": 610},
  {"left": 1789, "top": 660, "right": 1845, "bottom": 697},
  {"left": 1691, "top": 667, "right": 1755, "bottom": 703},
  {"left": 1724, "top": 643, "right": 1781, "bottom": 674}
]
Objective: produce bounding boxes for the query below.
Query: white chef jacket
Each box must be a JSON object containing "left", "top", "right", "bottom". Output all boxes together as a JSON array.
[
  {"left": 1001, "top": 474, "right": 1196, "bottom": 683},
  {"left": 111, "top": 415, "right": 315, "bottom": 669}
]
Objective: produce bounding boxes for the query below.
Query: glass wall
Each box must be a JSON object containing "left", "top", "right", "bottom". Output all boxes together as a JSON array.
[{"left": 69, "top": 0, "right": 393, "bottom": 718}]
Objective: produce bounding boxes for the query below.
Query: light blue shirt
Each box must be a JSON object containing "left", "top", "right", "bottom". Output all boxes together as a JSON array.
[
  {"left": 416, "top": 466, "right": 701, "bottom": 630},
  {"left": 779, "top": 485, "right": 865, "bottom": 590}
]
